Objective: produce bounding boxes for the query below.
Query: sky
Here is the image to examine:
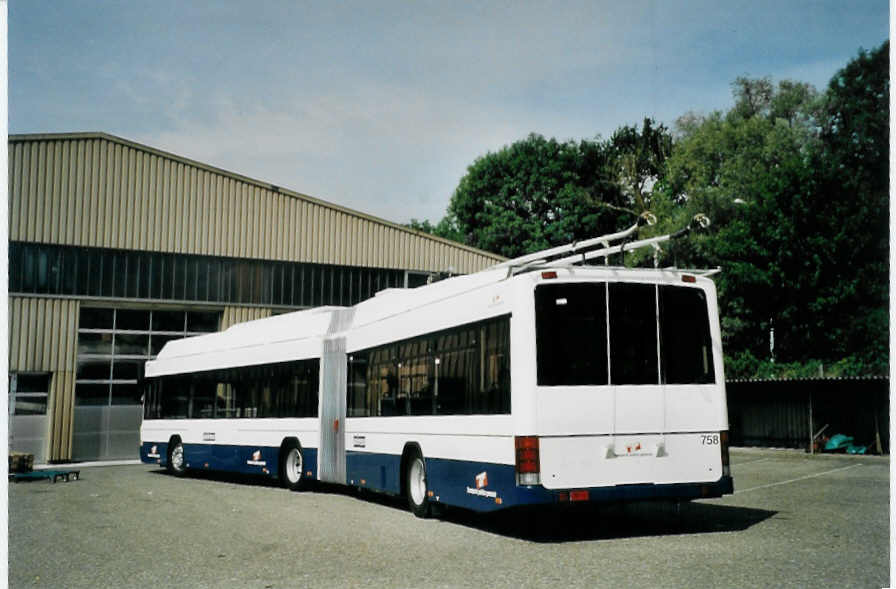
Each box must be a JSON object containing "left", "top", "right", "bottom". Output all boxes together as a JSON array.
[{"left": 10, "top": 1, "right": 889, "bottom": 225}]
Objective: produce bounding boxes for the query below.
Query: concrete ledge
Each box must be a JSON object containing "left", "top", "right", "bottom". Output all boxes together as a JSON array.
[{"left": 34, "top": 460, "right": 142, "bottom": 470}]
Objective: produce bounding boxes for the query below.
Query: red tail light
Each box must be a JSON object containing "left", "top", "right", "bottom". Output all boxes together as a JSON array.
[
  {"left": 515, "top": 436, "right": 540, "bottom": 485},
  {"left": 569, "top": 490, "right": 590, "bottom": 502},
  {"left": 720, "top": 430, "right": 730, "bottom": 477},
  {"left": 541, "top": 271, "right": 557, "bottom": 279}
]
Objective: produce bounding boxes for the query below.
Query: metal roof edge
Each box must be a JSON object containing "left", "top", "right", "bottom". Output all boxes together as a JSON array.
[{"left": 8, "top": 132, "right": 505, "bottom": 264}]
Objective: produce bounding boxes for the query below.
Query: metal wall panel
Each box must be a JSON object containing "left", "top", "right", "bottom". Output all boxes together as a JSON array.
[
  {"left": 727, "top": 379, "right": 889, "bottom": 453},
  {"left": 220, "top": 306, "right": 273, "bottom": 331},
  {"left": 71, "top": 406, "right": 143, "bottom": 461},
  {"left": 9, "top": 134, "right": 503, "bottom": 274},
  {"left": 8, "top": 296, "right": 79, "bottom": 461}
]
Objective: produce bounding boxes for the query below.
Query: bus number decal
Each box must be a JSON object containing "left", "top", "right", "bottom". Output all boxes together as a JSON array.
[{"left": 700, "top": 434, "right": 720, "bottom": 445}]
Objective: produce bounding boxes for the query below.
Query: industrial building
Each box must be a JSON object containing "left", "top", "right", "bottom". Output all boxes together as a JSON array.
[{"left": 7, "top": 132, "right": 503, "bottom": 464}]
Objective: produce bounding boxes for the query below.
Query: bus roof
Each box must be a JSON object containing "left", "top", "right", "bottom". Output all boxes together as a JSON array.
[{"left": 145, "top": 265, "right": 713, "bottom": 378}]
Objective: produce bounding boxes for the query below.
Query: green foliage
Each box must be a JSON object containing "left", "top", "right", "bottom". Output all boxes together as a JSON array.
[
  {"left": 655, "top": 42, "right": 888, "bottom": 377},
  {"left": 608, "top": 118, "right": 673, "bottom": 212},
  {"left": 405, "top": 216, "right": 465, "bottom": 243},
  {"left": 810, "top": 41, "right": 889, "bottom": 376},
  {"left": 726, "top": 352, "right": 876, "bottom": 380},
  {"left": 440, "top": 122, "right": 673, "bottom": 259},
  {"left": 446, "top": 133, "right": 630, "bottom": 258},
  {"left": 431, "top": 41, "right": 888, "bottom": 378}
]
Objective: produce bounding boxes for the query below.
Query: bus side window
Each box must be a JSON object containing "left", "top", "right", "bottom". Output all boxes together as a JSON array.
[
  {"left": 192, "top": 380, "right": 215, "bottom": 419},
  {"left": 215, "top": 381, "right": 236, "bottom": 418},
  {"left": 347, "top": 353, "right": 369, "bottom": 417}
]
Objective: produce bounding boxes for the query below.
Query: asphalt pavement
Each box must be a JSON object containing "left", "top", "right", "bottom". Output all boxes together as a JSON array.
[{"left": 8, "top": 448, "right": 889, "bottom": 588}]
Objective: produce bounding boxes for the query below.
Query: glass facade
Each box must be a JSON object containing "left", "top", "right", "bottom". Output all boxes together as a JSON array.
[
  {"left": 9, "top": 373, "right": 51, "bottom": 415},
  {"left": 9, "top": 241, "right": 417, "bottom": 308},
  {"left": 76, "top": 308, "right": 221, "bottom": 407}
]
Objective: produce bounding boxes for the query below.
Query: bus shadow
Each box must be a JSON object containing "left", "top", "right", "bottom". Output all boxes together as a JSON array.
[
  {"left": 148, "top": 468, "right": 283, "bottom": 488},
  {"left": 444, "top": 501, "right": 776, "bottom": 543},
  {"left": 309, "top": 481, "right": 776, "bottom": 543},
  {"left": 147, "top": 469, "right": 775, "bottom": 543}
]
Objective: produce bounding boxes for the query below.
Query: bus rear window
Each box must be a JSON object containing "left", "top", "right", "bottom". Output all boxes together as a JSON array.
[
  {"left": 660, "top": 286, "right": 715, "bottom": 384},
  {"left": 535, "top": 283, "right": 608, "bottom": 386},
  {"left": 535, "top": 282, "right": 715, "bottom": 386},
  {"left": 608, "top": 283, "right": 658, "bottom": 385}
]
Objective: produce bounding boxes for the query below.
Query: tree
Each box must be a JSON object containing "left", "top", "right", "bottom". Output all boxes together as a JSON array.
[
  {"left": 657, "top": 99, "right": 819, "bottom": 371},
  {"left": 653, "top": 42, "right": 888, "bottom": 377},
  {"left": 446, "top": 133, "right": 627, "bottom": 258},
  {"left": 608, "top": 118, "right": 673, "bottom": 213},
  {"left": 810, "top": 41, "right": 889, "bottom": 374},
  {"left": 405, "top": 216, "right": 465, "bottom": 243}
]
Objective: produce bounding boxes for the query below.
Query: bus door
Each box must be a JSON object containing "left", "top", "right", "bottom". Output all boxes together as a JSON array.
[{"left": 318, "top": 335, "right": 348, "bottom": 485}]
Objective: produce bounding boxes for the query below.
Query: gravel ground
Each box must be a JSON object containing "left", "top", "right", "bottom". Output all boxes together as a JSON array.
[{"left": 8, "top": 448, "right": 889, "bottom": 588}]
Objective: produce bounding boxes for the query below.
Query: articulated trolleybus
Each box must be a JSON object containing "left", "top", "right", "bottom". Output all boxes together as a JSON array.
[{"left": 140, "top": 214, "right": 733, "bottom": 517}]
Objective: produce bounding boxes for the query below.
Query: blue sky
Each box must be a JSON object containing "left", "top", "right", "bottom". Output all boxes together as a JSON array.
[{"left": 10, "top": 1, "right": 888, "bottom": 224}]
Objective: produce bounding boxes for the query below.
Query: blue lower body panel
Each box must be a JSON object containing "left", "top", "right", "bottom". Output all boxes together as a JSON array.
[
  {"left": 140, "top": 441, "right": 318, "bottom": 481},
  {"left": 345, "top": 451, "right": 402, "bottom": 494},
  {"left": 346, "top": 450, "right": 734, "bottom": 513},
  {"left": 143, "top": 443, "right": 732, "bottom": 512}
]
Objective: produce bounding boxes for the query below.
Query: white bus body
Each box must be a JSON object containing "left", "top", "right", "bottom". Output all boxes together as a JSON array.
[{"left": 141, "top": 264, "right": 733, "bottom": 514}]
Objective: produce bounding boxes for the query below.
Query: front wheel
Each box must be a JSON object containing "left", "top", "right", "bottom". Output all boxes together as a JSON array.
[
  {"left": 279, "top": 442, "right": 304, "bottom": 491},
  {"left": 166, "top": 439, "right": 186, "bottom": 477},
  {"left": 406, "top": 453, "right": 431, "bottom": 518}
]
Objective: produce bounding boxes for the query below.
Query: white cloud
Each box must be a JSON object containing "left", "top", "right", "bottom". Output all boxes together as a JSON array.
[
  {"left": 13, "top": 0, "right": 888, "bottom": 226},
  {"left": 137, "top": 81, "right": 536, "bottom": 223}
]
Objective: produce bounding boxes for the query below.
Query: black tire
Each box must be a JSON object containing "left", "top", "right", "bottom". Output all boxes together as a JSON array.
[
  {"left": 166, "top": 438, "right": 186, "bottom": 477},
  {"left": 279, "top": 440, "right": 305, "bottom": 491},
  {"left": 405, "top": 450, "right": 431, "bottom": 518}
]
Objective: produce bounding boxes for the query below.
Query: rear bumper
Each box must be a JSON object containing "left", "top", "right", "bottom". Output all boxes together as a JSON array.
[
  {"left": 564, "top": 475, "right": 734, "bottom": 503},
  {"left": 425, "top": 455, "right": 734, "bottom": 512},
  {"left": 508, "top": 475, "right": 734, "bottom": 509}
]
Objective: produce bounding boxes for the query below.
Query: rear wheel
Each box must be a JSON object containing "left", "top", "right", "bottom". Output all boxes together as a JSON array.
[
  {"left": 406, "top": 452, "right": 431, "bottom": 518},
  {"left": 279, "top": 441, "right": 304, "bottom": 491},
  {"left": 166, "top": 438, "right": 186, "bottom": 477}
]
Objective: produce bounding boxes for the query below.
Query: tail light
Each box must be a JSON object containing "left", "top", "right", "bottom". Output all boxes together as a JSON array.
[
  {"left": 515, "top": 436, "right": 540, "bottom": 486},
  {"left": 569, "top": 489, "right": 589, "bottom": 502},
  {"left": 720, "top": 430, "right": 730, "bottom": 477}
]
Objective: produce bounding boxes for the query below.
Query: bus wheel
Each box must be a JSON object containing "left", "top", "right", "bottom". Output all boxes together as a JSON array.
[
  {"left": 406, "top": 451, "right": 431, "bottom": 518},
  {"left": 167, "top": 438, "right": 186, "bottom": 477},
  {"left": 279, "top": 441, "right": 304, "bottom": 491}
]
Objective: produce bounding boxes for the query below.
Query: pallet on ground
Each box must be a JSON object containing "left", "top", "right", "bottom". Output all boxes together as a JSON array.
[{"left": 9, "top": 470, "right": 80, "bottom": 483}]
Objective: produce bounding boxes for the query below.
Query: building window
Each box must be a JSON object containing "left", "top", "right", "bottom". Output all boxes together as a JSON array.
[
  {"left": 9, "top": 241, "right": 410, "bottom": 308},
  {"left": 9, "top": 373, "right": 51, "bottom": 415},
  {"left": 405, "top": 271, "right": 435, "bottom": 288},
  {"left": 75, "top": 308, "right": 221, "bottom": 407}
]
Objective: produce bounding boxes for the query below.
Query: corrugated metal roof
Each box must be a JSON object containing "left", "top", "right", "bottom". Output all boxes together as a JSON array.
[{"left": 8, "top": 132, "right": 505, "bottom": 267}]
